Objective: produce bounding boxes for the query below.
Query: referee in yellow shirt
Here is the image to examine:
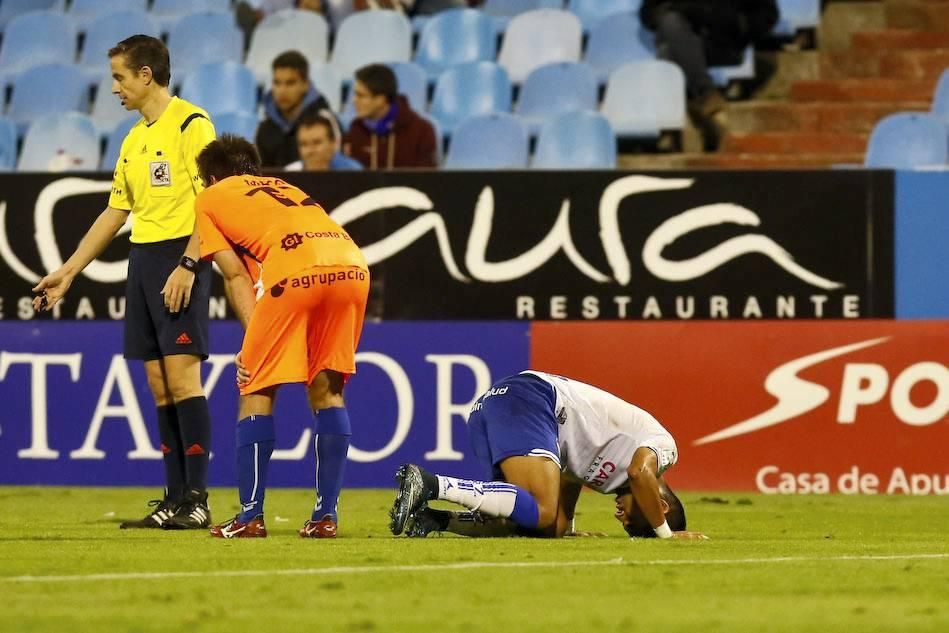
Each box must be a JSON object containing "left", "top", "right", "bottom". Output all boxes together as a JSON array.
[{"left": 33, "top": 35, "right": 217, "bottom": 530}]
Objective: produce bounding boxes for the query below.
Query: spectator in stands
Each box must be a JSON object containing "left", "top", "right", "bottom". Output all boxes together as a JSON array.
[
  {"left": 354, "top": 0, "right": 467, "bottom": 14},
  {"left": 343, "top": 64, "right": 437, "bottom": 170},
  {"left": 639, "top": 0, "right": 778, "bottom": 151},
  {"left": 285, "top": 114, "right": 364, "bottom": 171},
  {"left": 237, "top": 0, "right": 324, "bottom": 46},
  {"left": 255, "top": 50, "right": 341, "bottom": 168}
]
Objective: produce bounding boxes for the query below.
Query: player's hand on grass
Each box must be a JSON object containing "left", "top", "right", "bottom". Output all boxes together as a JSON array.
[
  {"left": 235, "top": 352, "right": 251, "bottom": 386},
  {"left": 672, "top": 531, "right": 710, "bottom": 540},
  {"left": 161, "top": 266, "right": 194, "bottom": 313},
  {"left": 32, "top": 269, "right": 74, "bottom": 312}
]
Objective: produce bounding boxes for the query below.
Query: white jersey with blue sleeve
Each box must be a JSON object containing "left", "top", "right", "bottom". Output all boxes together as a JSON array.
[{"left": 521, "top": 371, "right": 678, "bottom": 494}]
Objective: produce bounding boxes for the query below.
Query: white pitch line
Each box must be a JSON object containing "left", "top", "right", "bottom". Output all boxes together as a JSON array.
[{"left": 3, "top": 553, "right": 948, "bottom": 584}]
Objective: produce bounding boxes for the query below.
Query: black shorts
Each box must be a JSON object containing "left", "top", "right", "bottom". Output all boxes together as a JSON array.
[{"left": 124, "top": 236, "right": 211, "bottom": 361}]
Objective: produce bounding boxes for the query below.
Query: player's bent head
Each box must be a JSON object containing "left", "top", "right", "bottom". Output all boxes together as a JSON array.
[
  {"left": 618, "top": 481, "right": 687, "bottom": 538},
  {"left": 108, "top": 35, "right": 170, "bottom": 87},
  {"left": 197, "top": 134, "right": 262, "bottom": 186}
]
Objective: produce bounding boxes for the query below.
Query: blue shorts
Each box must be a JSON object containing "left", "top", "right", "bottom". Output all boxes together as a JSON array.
[
  {"left": 124, "top": 237, "right": 211, "bottom": 361},
  {"left": 466, "top": 373, "right": 560, "bottom": 481}
]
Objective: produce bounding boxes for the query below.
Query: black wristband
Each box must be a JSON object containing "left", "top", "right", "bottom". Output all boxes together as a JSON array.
[{"left": 179, "top": 255, "right": 197, "bottom": 273}]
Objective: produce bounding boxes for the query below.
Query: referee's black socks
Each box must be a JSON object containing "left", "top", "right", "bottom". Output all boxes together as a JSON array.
[
  {"left": 156, "top": 404, "right": 186, "bottom": 502},
  {"left": 176, "top": 396, "right": 212, "bottom": 493}
]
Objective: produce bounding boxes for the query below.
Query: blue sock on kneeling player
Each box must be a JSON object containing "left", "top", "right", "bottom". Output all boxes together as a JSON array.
[
  {"left": 435, "top": 476, "right": 540, "bottom": 529},
  {"left": 312, "top": 407, "right": 351, "bottom": 522},
  {"left": 236, "top": 415, "right": 275, "bottom": 523}
]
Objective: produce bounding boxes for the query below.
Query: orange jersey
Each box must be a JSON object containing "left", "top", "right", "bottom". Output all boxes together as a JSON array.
[{"left": 195, "top": 175, "right": 367, "bottom": 289}]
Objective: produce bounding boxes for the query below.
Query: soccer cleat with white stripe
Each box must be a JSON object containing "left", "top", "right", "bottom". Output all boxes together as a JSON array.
[
  {"left": 163, "top": 489, "right": 211, "bottom": 530},
  {"left": 119, "top": 498, "right": 179, "bottom": 529},
  {"left": 209, "top": 515, "right": 268, "bottom": 539},
  {"left": 389, "top": 464, "right": 438, "bottom": 536}
]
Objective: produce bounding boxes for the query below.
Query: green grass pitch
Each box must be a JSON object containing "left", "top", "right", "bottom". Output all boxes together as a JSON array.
[{"left": 1, "top": 487, "right": 947, "bottom": 632}]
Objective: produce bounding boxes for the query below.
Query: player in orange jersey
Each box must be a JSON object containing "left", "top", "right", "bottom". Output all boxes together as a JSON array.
[{"left": 193, "top": 135, "right": 369, "bottom": 539}]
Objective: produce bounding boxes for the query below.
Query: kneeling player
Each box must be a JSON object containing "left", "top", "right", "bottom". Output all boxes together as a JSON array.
[
  {"left": 390, "top": 371, "right": 706, "bottom": 540},
  {"left": 193, "top": 135, "right": 369, "bottom": 538}
]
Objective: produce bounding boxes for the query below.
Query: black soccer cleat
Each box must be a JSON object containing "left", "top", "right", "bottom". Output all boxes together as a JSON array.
[
  {"left": 405, "top": 508, "right": 451, "bottom": 538},
  {"left": 119, "top": 498, "right": 179, "bottom": 529},
  {"left": 162, "top": 489, "right": 211, "bottom": 530},
  {"left": 389, "top": 464, "right": 438, "bottom": 536}
]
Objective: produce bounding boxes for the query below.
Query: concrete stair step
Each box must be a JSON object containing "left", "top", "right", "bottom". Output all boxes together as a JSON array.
[
  {"left": 821, "top": 49, "right": 949, "bottom": 80},
  {"left": 728, "top": 101, "right": 930, "bottom": 134},
  {"left": 790, "top": 78, "right": 935, "bottom": 101},
  {"left": 886, "top": 0, "right": 949, "bottom": 31},
  {"left": 852, "top": 28, "right": 949, "bottom": 49},
  {"left": 685, "top": 153, "right": 866, "bottom": 169},
  {"left": 721, "top": 132, "right": 868, "bottom": 154}
]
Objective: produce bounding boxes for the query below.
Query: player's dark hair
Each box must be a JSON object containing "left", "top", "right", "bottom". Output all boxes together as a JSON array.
[
  {"left": 108, "top": 35, "right": 171, "bottom": 87},
  {"left": 355, "top": 64, "right": 397, "bottom": 103},
  {"left": 298, "top": 113, "right": 336, "bottom": 141},
  {"left": 621, "top": 481, "right": 687, "bottom": 538},
  {"left": 272, "top": 50, "right": 309, "bottom": 81},
  {"left": 196, "top": 134, "right": 262, "bottom": 186}
]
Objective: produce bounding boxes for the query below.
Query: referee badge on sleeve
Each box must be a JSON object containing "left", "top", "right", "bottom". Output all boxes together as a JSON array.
[{"left": 150, "top": 161, "right": 171, "bottom": 187}]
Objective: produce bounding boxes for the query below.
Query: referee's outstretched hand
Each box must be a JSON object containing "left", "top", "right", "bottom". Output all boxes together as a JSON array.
[
  {"left": 32, "top": 268, "right": 74, "bottom": 312},
  {"left": 161, "top": 266, "right": 195, "bottom": 313}
]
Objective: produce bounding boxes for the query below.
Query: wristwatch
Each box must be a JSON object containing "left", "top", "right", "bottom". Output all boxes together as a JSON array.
[{"left": 179, "top": 255, "right": 198, "bottom": 273}]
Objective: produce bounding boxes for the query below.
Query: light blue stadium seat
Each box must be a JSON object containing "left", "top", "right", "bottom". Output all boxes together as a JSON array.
[
  {"left": 311, "top": 63, "right": 343, "bottom": 113},
  {"left": 932, "top": 69, "right": 949, "bottom": 121},
  {"left": 445, "top": 113, "right": 529, "bottom": 169},
  {"left": 180, "top": 62, "right": 258, "bottom": 119},
  {"left": 389, "top": 62, "right": 429, "bottom": 112},
  {"left": 330, "top": 10, "right": 412, "bottom": 79},
  {"left": 18, "top": 112, "right": 99, "bottom": 172},
  {"left": 567, "top": 0, "right": 641, "bottom": 31},
  {"left": 497, "top": 9, "right": 583, "bottom": 83},
  {"left": 601, "top": 60, "right": 685, "bottom": 137},
  {"left": 68, "top": 0, "right": 147, "bottom": 30},
  {"left": 214, "top": 111, "right": 260, "bottom": 143},
  {"left": 245, "top": 9, "right": 330, "bottom": 85},
  {"left": 0, "top": 0, "right": 64, "bottom": 31},
  {"left": 79, "top": 11, "right": 161, "bottom": 85},
  {"left": 864, "top": 113, "right": 948, "bottom": 169},
  {"left": 431, "top": 62, "right": 512, "bottom": 136},
  {"left": 414, "top": 8, "right": 497, "bottom": 80},
  {"left": 0, "top": 117, "right": 17, "bottom": 171},
  {"left": 585, "top": 12, "right": 655, "bottom": 82},
  {"left": 533, "top": 110, "right": 616, "bottom": 169},
  {"left": 483, "top": 0, "right": 564, "bottom": 31},
  {"left": 709, "top": 45, "right": 755, "bottom": 86},
  {"left": 101, "top": 114, "right": 140, "bottom": 170},
  {"left": 8, "top": 63, "right": 89, "bottom": 134},
  {"left": 167, "top": 12, "right": 243, "bottom": 87},
  {"left": 151, "top": 0, "right": 232, "bottom": 32},
  {"left": 91, "top": 76, "right": 132, "bottom": 138},
  {"left": 0, "top": 11, "right": 77, "bottom": 90},
  {"left": 516, "top": 62, "right": 598, "bottom": 134},
  {"left": 774, "top": 0, "right": 821, "bottom": 37}
]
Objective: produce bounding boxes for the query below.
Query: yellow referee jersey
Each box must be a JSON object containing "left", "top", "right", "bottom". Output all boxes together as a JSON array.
[{"left": 108, "top": 97, "right": 216, "bottom": 244}]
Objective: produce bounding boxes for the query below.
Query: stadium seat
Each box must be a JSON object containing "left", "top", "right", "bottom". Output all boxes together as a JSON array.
[
  {"left": 0, "top": 11, "right": 77, "bottom": 90},
  {"left": 516, "top": 62, "right": 597, "bottom": 134},
  {"left": 533, "top": 110, "right": 616, "bottom": 169},
  {"left": 79, "top": 11, "right": 161, "bottom": 85},
  {"left": 311, "top": 63, "right": 343, "bottom": 113},
  {"left": 330, "top": 11, "right": 412, "bottom": 79},
  {"left": 0, "top": 0, "right": 64, "bottom": 31},
  {"left": 389, "top": 62, "right": 429, "bottom": 112},
  {"left": 245, "top": 9, "right": 330, "bottom": 85},
  {"left": 864, "top": 113, "right": 949, "bottom": 169},
  {"left": 709, "top": 46, "right": 755, "bottom": 86},
  {"left": 0, "top": 117, "right": 17, "bottom": 171},
  {"left": 68, "top": 0, "right": 147, "bottom": 30},
  {"left": 91, "top": 76, "right": 133, "bottom": 138},
  {"left": 567, "top": 0, "right": 642, "bottom": 31},
  {"left": 8, "top": 63, "right": 89, "bottom": 134},
  {"left": 166, "top": 12, "right": 243, "bottom": 87},
  {"left": 100, "top": 114, "right": 140, "bottom": 170},
  {"left": 214, "top": 111, "right": 259, "bottom": 143},
  {"left": 601, "top": 60, "right": 685, "bottom": 137},
  {"left": 931, "top": 69, "right": 949, "bottom": 120},
  {"left": 431, "top": 62, "right": 513, "bottom": 135},
  {"left": 774, "top": 0, "right": 821, "bottom": 37},
  {"left": 482, "top": 0, "right": 564, "bottom": 31},
  {"left": 18, "top": 112, "right": 99, "bottom": 172},
  {"left": 151, "top": 0, "right": 232, "bottom": 32},
  {"left": 180, "top": 62, "right": 258, "bottom": 119},
  {"left": 497, "top": 9, "right": 583, "bottom": 83},
  {"left": 414, "top": 9, "right": 497, "bottom": 80},
  {"left": 584, "top": 13, "right": 655, "bottom": 82},
  {"left": 445, "top": 113, "right": 529, "bottom": 169}
]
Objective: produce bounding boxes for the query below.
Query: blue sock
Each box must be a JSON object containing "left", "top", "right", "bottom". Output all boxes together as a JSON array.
[
  {"left": 509, "top": 486, "right": 540, "bottom": 528},
  {"left": 236, "top": 415, "right": 275, "bottom": 523},
  {"left": 312, "top": 407, "right": 351, "bottom": 522}
]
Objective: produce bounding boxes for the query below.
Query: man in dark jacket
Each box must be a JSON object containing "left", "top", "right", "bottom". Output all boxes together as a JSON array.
[
  {"left": 255, "top": 50, "right": 341, "bottom": 168},
  {"left": 640, "top": 0, "right": 778, "bottom": 151},
  {"left": 343, "top": 64, "right": 437, "bottom": 170}
]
